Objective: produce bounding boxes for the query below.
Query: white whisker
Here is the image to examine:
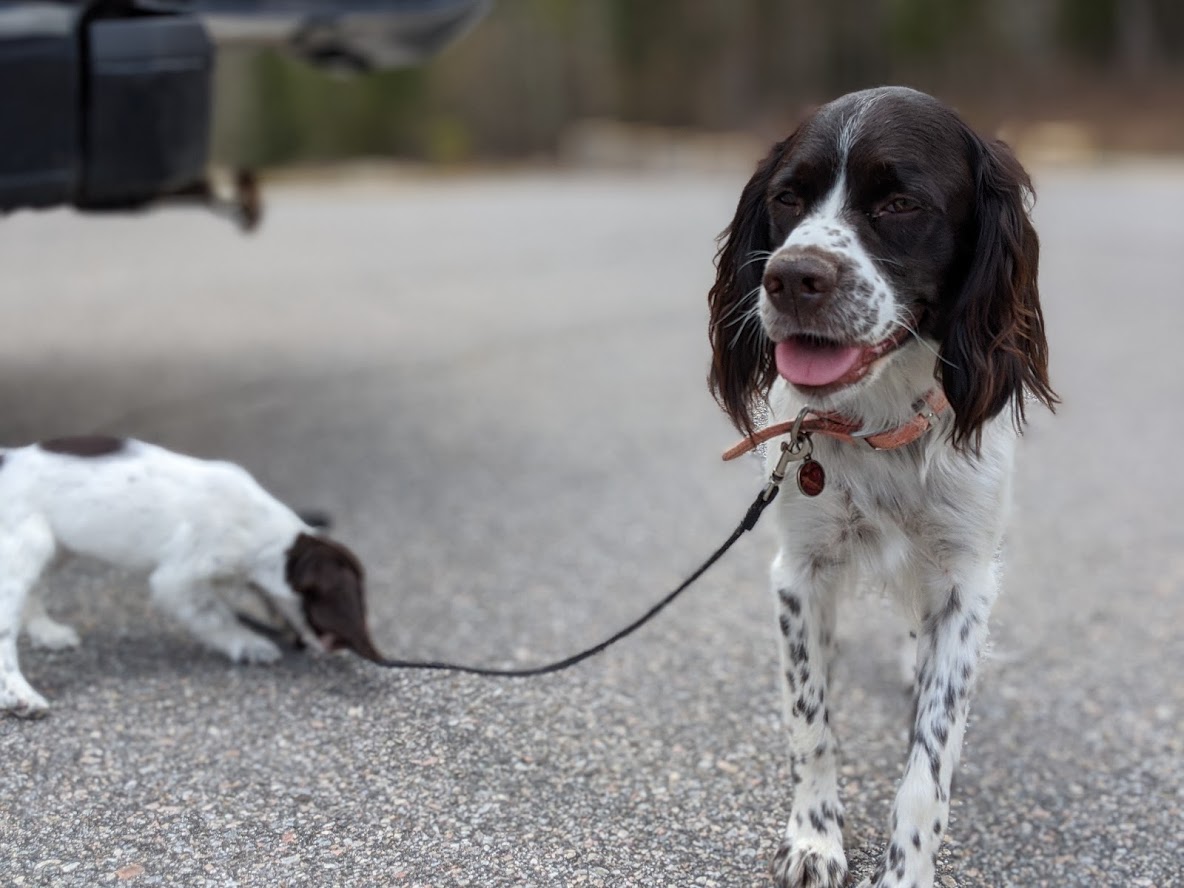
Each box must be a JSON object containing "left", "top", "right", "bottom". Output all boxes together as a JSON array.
[{"left": 740, "top": 250, "right": 774, "bottom": 271}]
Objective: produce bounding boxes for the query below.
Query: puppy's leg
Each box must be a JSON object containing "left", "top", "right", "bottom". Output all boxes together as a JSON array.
[
  {"left": 769, "top": 551, "right": 847, "bottom": 888},
  {"left": 149, "top": 568, "right": 282, "bottom": 664},
  {"left": 0, "top": 516, "right": 56, "bottom": 717},
  {"left": 23, "top": 588, "right": 81, "bottom": 651},
  {"left": 866, "top": 565, "right": 996, "bottom": 888}
]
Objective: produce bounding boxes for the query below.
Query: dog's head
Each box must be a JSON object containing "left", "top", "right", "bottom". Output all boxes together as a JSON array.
[
  {"left": 708, "top": 86, "right": 1056, "bottom": 449},
  {"left": 284, "top": 532, "right": 383, "bottom": 662}
]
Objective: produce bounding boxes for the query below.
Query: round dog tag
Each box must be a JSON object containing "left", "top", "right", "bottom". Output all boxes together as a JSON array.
[{"left": 796, "top": 457, "right": 826, "bottom": 497}]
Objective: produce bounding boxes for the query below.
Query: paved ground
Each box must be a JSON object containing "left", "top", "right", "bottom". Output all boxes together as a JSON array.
[{"left": 0, "top": 165, "right": 1181, "bottom": 888}]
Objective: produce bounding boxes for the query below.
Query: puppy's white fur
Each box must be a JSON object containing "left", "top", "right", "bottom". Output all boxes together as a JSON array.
[{"left": 0, "top": 438, "right": 323, "bottom": 717}]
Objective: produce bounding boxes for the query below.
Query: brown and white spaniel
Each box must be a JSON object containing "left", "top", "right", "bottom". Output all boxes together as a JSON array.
[{"left": 707, "top": 87, "right": 1056, "bottom": 888}]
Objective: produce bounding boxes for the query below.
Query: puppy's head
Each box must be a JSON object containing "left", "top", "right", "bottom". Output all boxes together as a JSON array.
[
  {"left": 708, "top": 86, "right": 1056, "bottom": 449},
  {"left": 284, "top": 532, "right": 383, "bottom": 662}
]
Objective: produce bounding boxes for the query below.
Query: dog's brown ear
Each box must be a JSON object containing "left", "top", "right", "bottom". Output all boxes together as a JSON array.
[
  {"left": 708, "top": 136, "right": 793, "bottom": 435},
  {"left": 285, "top": 533, "right": 383, "bottom": 662},
  {"left": 940, "top": 132, "right": 1058, "bottom": 451}
]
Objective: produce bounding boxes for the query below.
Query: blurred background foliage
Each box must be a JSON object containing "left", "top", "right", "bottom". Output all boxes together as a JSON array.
[{"left": 213, "top": 0, "right": 1184, "bottom": 167}]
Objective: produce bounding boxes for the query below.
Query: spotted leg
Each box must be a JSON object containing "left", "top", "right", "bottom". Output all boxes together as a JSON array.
[
  {"left": 865, "top": 566, "right": 995, "bottom": 888},
  {"left": 769, "top": 550, "right": 847, "bottom": 888}
]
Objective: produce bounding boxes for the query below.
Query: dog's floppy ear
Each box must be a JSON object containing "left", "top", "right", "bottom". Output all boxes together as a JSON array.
[
  {"left": 940, "top": 132, "right": 1058, "bottom": 451},
  {"left": 285, "top": 533, "right": 383, "bottom": 662},
  {"left": 708, "top": 136, "right": 792, "bottom": 436}
]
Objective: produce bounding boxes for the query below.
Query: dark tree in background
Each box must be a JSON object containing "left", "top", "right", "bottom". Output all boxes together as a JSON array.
[{"left": 213, "top": 0, "right": 1184, "bottom": 166}]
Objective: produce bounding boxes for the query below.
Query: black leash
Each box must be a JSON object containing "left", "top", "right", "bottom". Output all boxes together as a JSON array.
[
  {"left": 243, "top": 438, "right": 806, "bottom": 677},
  {"left": 368, "top": 479, "right": 782, "bottom": 677}
]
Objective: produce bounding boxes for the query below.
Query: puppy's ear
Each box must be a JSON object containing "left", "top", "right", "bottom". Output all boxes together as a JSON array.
[
  {"left": 708, "top": 136, "right": 792, "bottom": 435},
  {"left": 286, "top": 534, "right": 383, "bottom": 663},
  {"left": 940, "top": 133, "right": 1058, "bottom": 451}
]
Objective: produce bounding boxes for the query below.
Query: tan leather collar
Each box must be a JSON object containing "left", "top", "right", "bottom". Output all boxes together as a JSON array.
[{"left": 722, "top": 389, "right": 949, "bottom": 461}]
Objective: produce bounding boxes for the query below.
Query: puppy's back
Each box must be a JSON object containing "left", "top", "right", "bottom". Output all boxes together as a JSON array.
[{"left": 0, "top": 438, "right": 298, "bottom": 573}]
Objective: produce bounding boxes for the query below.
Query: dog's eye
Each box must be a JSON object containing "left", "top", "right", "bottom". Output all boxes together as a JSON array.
[
  {"left": 775, "top": 190, "right": 804, "bottom": 215},
  {"left": 876, "top": 196, "right": 922, "bottom": 216}
]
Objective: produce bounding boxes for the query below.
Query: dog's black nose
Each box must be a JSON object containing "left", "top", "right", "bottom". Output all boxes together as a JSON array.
[{"left": 763, "top": 252, "right": 838, "bottom": 313}]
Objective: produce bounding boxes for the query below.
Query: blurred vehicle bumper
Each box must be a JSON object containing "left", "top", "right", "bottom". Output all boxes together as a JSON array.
[{"left": 190, "top": 0, "right": 491, "bottom": 70}]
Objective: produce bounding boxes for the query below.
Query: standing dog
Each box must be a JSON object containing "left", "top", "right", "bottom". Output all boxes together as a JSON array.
[
  {"left": 707, "top": 87, "right": 1055, "bottom": 887},
  {"left": 0, "top": 435, "right": 378, "bottom": 718}
]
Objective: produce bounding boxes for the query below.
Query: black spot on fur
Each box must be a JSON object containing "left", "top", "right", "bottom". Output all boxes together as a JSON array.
[
  {"left": 779, "top": 613, "right": 793, "bottom": 637},
  {"left": 934, "top": 819, "right": 943, "bottom": 834},
  {"left": 809, "top": 809, "right": 825, "bottom": 833},
  {"left": 779, "top": 589, "right": 801, "bottom": 615},
  {"left": 941, "top": 585, "right": 962, "bottom": 621},
  {"left": 39, "top": 435, "right": 126, "bottom": 457},
  {"left": 911, "top": 829, "right": 921, "bottom": 850}
]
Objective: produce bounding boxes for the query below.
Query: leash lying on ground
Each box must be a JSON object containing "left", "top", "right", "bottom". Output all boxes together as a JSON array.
[
  {"left": 239, "top": 429, "right": 811, "bottom": 677},
  {"left": 241, "top": 393, "right": 949, "bottom": 677}
]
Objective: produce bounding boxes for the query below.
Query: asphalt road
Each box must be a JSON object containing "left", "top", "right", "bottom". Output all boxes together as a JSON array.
[{"left": 1, "top": 165, "right": 1181, "bottom": 888}]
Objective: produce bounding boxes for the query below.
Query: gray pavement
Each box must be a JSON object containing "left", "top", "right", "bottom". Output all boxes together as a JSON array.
[{"left": 0, "top": 166, "right": 1181, "bottom": 888}]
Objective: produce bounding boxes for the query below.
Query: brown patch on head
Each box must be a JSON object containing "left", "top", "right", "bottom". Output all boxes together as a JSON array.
[
  {"left": 39, "top": 435, "right": 126, "bottom": 457},
  {"left": 285, "top": 533, "right": 382, "bottom": 662}
]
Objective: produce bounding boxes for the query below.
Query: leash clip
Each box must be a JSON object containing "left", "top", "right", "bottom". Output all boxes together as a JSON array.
[{"left": 761, "top": 407, "right": 814, "bottom": 502}]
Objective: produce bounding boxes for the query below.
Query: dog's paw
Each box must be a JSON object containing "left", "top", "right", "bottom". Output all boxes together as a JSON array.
[
  {"left": 26, "top": 617, "right": 81, "bottom": 651},
  {"left": 855, "top": 860, "right": 927, "bottom": 888},
  {"left": 223, "top": 633, "right": 283, "bottom": 665},
  {"left": 1, "top": 677, "right": 51, "bottom": 719},
  {"left": 770, "top": 837, "right": 847, "bottom": 888}
]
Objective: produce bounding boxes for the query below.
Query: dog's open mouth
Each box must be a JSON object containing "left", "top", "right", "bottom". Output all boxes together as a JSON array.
[{"left": 773, "top": 329, "right": 911, "bottom": 391}]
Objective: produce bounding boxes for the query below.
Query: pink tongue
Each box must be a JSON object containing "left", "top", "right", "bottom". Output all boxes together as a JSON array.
[{"left": 774, "top": 338, "right": 864, "bottom": 387}]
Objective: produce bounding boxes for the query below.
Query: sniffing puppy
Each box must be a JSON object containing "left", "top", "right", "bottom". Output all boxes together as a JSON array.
[
  {"left": 707, "top": 87, "right": 1055, "bottom": 887},
  {"left": 0, "top": 435, "right": 378, "bottom": 718}
]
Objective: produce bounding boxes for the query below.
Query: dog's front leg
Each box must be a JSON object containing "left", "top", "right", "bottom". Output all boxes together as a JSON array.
[
  {"left": 867, "top": 565, "right": 996, "bottom": 888},
  {"left": 149, "top": 568, "right": 283, "bottom": 664},
  {"left": 769, "top": 550, "right": 847, "bottom": 888}
]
